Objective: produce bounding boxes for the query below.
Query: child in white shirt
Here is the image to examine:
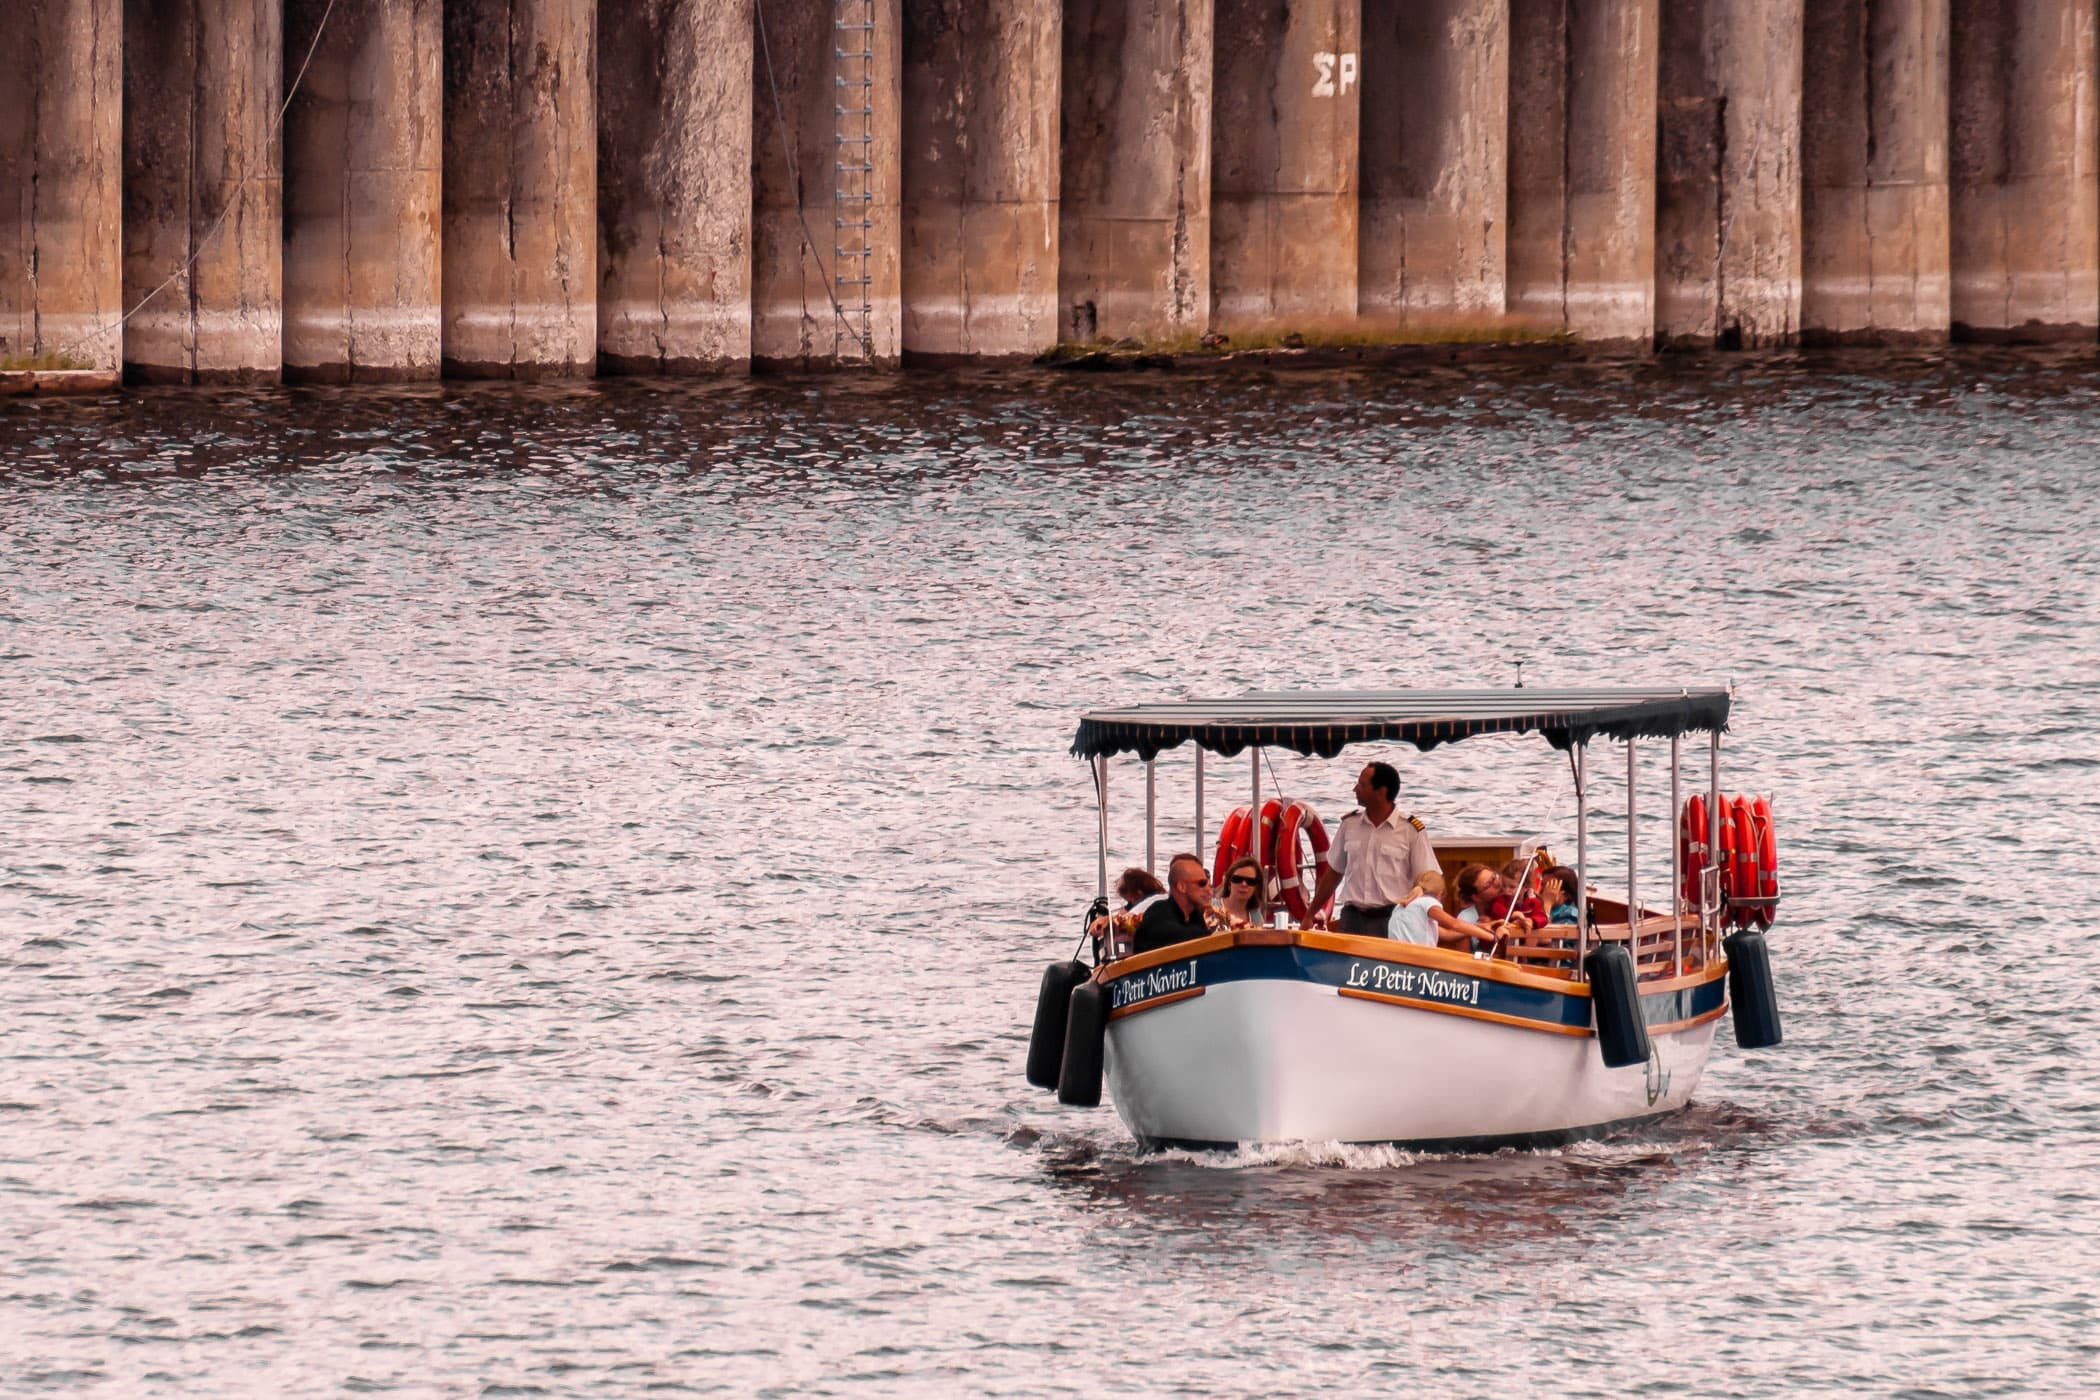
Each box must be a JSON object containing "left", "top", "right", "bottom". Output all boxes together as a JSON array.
[{"left": 1390, "top": 870, "right": 1495, "bottom": 950}]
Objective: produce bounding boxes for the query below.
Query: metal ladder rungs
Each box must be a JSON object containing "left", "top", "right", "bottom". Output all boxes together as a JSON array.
[{"left": 835, "top": 0, "right": 878, "bottom": 362}]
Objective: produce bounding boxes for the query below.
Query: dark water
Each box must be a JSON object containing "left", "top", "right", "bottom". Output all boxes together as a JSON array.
[{"left": 4, "top": 351, "right": 2097, "bottom": 1396}]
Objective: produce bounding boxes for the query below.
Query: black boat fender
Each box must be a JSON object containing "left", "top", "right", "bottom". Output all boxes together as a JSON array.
[
  {"left": 1025, "top": 960, "right": 1090, "bottom": 1090},
  {"left": 1584, "top": 941, "right": 1652, "bottom": 1070},
  {"left": 1724, "top": 928, "right": 1783, "bottom": 1049},
  {"left": 1056, "top": 978, "right": 1109, "bottom": 1107}
]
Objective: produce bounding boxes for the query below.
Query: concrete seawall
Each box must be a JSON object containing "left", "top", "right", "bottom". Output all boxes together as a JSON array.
[{"left": 8, "top": 0, "right": 2100, "bottom": 384}]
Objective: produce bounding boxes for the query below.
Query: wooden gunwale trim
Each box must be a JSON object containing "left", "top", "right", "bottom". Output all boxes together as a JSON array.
[
  {"left": 1107, "top": 986, "right": 1205, "bottom": 1021},
  {"left": 1634, "top": 959, "right": 1731, "bottom": 995},
  {"left": 1096, "top": 931, "right": 1730, "bottom": 999},
  {"left": 1647, "top": 1003, "right": 1728, "bottom": 1036},
  {"left": 1338, "top": 986, "right": 1592, "bottom": 1037},
  {"left": 1295, "top": 931, "right": 1588, "bottom": 996},
  {"left": 1095, "top": 932, "right": 1239, "bottom": 979}
]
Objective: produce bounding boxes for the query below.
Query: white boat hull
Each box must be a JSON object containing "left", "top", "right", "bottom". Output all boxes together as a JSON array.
[{"left": 1097, "top": 932, "right": 1727, "bottom": 1148}]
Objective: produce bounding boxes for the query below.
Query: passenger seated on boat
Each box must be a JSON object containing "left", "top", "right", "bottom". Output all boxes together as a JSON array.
[
  {"left": 1540, "top": 866, "right": 1582, "bottom": 927},
  {"left": 1450, "top": 863, "right": 1501, "bottom": 925},
  {"left": 1134, "top": 854, "right": 1220, "bottom": 955},
  {"left": 1492, "top": 859, "right": 1549, "bottom": 932},
  {"left": 1391, "top": 870, "right": 1493, "bottom": 950},
  {"left": 1088, "top": 867, "right": 1166, "bottom": 951},
  {"left": 1214, "top": 856, "right": 1264, "bottom": 927}
]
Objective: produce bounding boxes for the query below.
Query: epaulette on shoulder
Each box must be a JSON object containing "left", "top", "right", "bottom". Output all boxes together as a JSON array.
[{"left": 1406, "top": 813, "right": 1425, "bottom": 831}]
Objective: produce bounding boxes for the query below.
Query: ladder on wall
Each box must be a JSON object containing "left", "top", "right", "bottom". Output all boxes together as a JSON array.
[{"left": 833, "top": 0, "right": 876, "bottom": 361}]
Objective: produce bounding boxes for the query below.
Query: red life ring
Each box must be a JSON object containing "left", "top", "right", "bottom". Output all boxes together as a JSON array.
[
  {"left": 1212, "top": 805, "right": 1251, "bottom": 887},
  {"left": 1714, "top": 801, "right": 1741, "bottom": 926},
  {"left": 1730, "top": 795, "right": 1760, "bottom": 924},
  {"left": 1753, "top": 795, "right": 1779, "bottom": 927},
  {"left": 1272, "top": 799, "right": 1332, "bottom": 922},
  {"left": 1255, "top": 797, "right": 1284, "bottom": 865},
  {"left": 1679, "top": 794, "right": 1708, "bottom": 908}
]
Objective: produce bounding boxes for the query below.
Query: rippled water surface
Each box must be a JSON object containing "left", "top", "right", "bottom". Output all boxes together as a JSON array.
[{"left": 5, "top": 351, "right": 2099, "bottom": 1396}]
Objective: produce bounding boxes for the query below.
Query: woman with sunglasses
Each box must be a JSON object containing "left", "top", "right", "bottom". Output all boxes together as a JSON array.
[{"left": 1215, "top": 856, "right": 1265, "bottom": 927}]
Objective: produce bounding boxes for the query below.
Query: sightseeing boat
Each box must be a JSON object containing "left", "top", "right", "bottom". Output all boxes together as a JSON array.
[{"left": 1023, "top": 687, "right": 1784, "bottom": 1151}]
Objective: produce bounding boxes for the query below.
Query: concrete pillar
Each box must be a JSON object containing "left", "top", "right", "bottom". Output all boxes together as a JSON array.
[
  {"left": 598, "top": 0, "right": 752, "bottom": 373},
  {"left": 122, "top": 0, "right": 282, "bottom": 383},
  {"left": 1057, "top": 0, "right": 1212, "bottom": 345},
  {"left": 751, "top": 0, "right": 902, "bottom": 367},
  {"left": 1801, "top": 0, "right": 1951, "bottom": 342},
  {"left": 0, "top": 0, "right": 121, "bottom": 372},
  {"left": 901, "top": 0, "right": 1061, "bottom": 360},
  {"left": 1210, "top": 0, "right": 1360, "bottom": 333},
  {"left": 1655, "top": 0, "right": 1803, "bottom": 348},
  {"left": 442, "top": 0, "right": 595, "bottom": 378},
  {"left": 1949, "top": 0, "right": 2100, "bottom": 339},
  {"left": 1506, "top": 0, "right": 1659, "bottom": 344},
  {"left": 1360, "top": 1, "right": 1507, "bottom": 332},
  {"left": 282, "top": 0, "right": 442, "bottom": 382}
]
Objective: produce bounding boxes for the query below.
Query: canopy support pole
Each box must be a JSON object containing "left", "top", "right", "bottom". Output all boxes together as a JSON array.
[
  {"left": 1250, "top": 748, "right": 1261, "bottom": 872},
  {"left": 1194, "top": 750, "right": 1204, "bottom": 860},
  {"left": 1626, "top": 740, "right": 1639, "bottom": 961},
  {"left": 1145, "top": 759, "right": 1156, "bottom": 874},
  {"left": 1575, "top": 742, "right": 1589, "bottom": 962},
  {"left": 1095, "top": 755, "right": 1109, "bottom": 900},
  {"left": 1671, "top": 734, "right": 1683, "bottom": 976},
  {"left": 1710, "top": 730, "right": 1723, "bottom": 958}
]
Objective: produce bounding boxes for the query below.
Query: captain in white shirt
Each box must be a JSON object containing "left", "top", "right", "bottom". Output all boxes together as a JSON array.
[{"left": 1308, "top": 760, "right": 1438, "bottom": 937}]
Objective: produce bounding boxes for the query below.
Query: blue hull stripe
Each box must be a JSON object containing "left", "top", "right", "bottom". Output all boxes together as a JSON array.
[{"left": 1106, "top": 944, "right": 1727, "bottom": 1036}]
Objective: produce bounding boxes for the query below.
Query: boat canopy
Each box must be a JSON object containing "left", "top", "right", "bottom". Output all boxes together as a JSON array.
[{"left": 1071, "top": 686, "right": 1731, "bottom": 761}]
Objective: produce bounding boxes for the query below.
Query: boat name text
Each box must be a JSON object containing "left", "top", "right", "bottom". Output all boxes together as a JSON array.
[
  {"left": 1111, "top": 961, "right": 1199, "bottom": 1009},
  {"left": 1343, "top": 961, "right": 1481, "bottom": 1006}
]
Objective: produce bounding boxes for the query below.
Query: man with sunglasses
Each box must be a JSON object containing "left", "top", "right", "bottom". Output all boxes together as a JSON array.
[
  {"left": 1133, "top": 853, "right": 1219, "bottom": 955},
  {"left": 1307, "top": 760, "right": 1438, "bottom": 937}
]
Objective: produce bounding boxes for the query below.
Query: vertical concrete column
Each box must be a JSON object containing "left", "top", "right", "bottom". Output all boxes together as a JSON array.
[
  {"left": 282, "top": 0, "right": 442, "bottom": 382},
  {"left": 1506, "top": 0, "right": 1659, "bottom": 345},
  {"left": 1057, "top": 0, "right": 1213, "bottom": 345},
  {"left": 599, "top": 0, "right": 752, "bottom": 373},
  {"left": 1949, "top": 0, "right": 2100, "bottom": 339},
  {"left": 1360, "top": 1, "right": 1507, "bottom": 332},
  {"left": 1801, "top": 0, "right": 1951, "bottom": 342},
  {"left": 1210, "top": 0, "right": 1360, "bottom": 333},
  {"left": 901, "top": 0, "right": 1061, "bottom": 359},
  {"left": 751, "top": 0, "right": 902, "bottom": 366},
  {"left": 0, "top": 0, "right": 121, "bottom": 372},
  {"left": 122, "top": 0, "right": 283, "bottom": 383},
  {"left": 1655, "top": 1, "right": 1803, "bottom": 348},
  {"left": 443, "top": 0, "right": 596, "bottom": 378}
]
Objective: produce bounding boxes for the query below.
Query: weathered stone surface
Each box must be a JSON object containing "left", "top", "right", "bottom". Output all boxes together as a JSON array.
[
  {"left": 443, "top": 0, "right": 596, "bottom": 378},
  {"left": 599, "top": 0, "right": 752, "bottom": 374},
  {"left": 1800, "top": 0, "right": 1950, "bottom": 342},
  {"left": 1057, "top": 0, "right": 1212, "bottom": 344},
  {"left": 1507, "top": 0, "right": 1659, "bottom": 344},
  {"left": 751, "top": 0, "right": 901, "bottom": 367},
  {"left": 123, "top": 0, "right": 282, "bottom": 383},
  {"left": 1210, "top": 0, "right": 1359, "bottom": 332},
  {"left": 0, "top": 0, "right": 122, "bottom": 372},
  {"left": 1949, "top": 0, "right": 2099, "bottom": 339},
  {"left": 901, "top": 0, "right": 1061, "bottom": 359},
  {"left": 282, "top": 0, "right": 443, "bottom": 382},
  {"left": 1360, "top": 0, "right": 1506, "bottom": 328},
  {"left": 1655, "top": 0, "right": 1802, "bottom": 348}
]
